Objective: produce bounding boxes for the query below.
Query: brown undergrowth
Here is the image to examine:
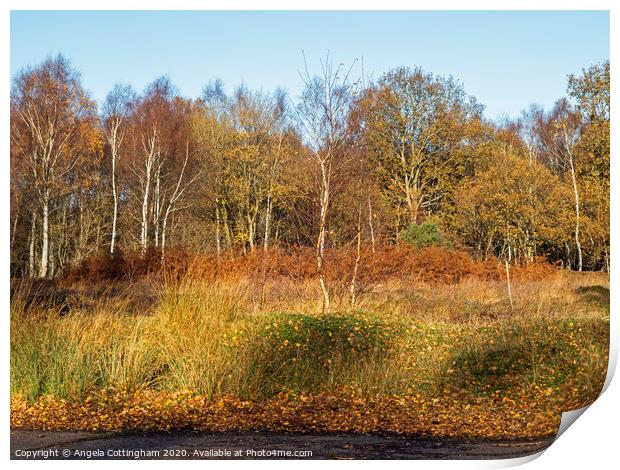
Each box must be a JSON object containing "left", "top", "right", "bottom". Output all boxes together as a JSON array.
[{"left": 64, "top": 246, "right": 556, "bottom": 286}]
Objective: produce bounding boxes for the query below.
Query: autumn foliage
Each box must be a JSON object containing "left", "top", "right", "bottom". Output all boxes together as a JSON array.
[
  {"left": 10, "top": 57, "right": 609, "bottom": 280},
  {"left": 64, "top": 245, "right": 556, "bottom": 286}
]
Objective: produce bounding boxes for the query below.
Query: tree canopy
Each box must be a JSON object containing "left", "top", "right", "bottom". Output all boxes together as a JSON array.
[{"left": 10, "top": 56, "right": 610, "bottom": 277}]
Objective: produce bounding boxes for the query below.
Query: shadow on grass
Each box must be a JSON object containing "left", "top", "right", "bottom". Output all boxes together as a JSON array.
[
  {"left": 576, "top": 285, "right": 609, "bottom": 312},
  {"left": 438, "top": 318, "right": 609, "bottom": 396}
]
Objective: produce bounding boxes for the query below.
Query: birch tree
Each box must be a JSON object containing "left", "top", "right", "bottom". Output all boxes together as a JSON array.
[
  {"left": 539, "top": 99, "right": 584, "bottom": 271},
  {"left": 160, "top": 141, "right": 200, "bottom": 260},
  {"left": 295, "top": 54, "right": 359, "bottom": 313},
  {"left": 131, "top": 78, "right": 176, "bottom": 255},
  {"left": 569, "top": 61, "right": 610, "bottom": 270},
  {"left": 11, "top": 55, "right": 97, "bottom": 277},
  {"left": 192, "top": 85, "right": 235, "bottom": 257},
  {"left": 102, "top": 84, "right": 135, "bottom": 254}
]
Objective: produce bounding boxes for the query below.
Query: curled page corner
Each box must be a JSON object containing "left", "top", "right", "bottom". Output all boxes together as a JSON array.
[
  {"left": 489, "top": 405, "right": 593, "bottom": 468},
  {"left": 556, "top": 405, "right": 590, "bottom": 440}
]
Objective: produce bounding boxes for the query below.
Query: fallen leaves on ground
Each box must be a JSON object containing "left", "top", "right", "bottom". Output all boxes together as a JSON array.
[{"left": 12, "top": 384, "right": 593, "bottom": 440}]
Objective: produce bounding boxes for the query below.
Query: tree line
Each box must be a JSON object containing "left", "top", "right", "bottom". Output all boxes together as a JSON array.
[{"left": 10, "top": 55, "right": 609, "bottom": 280}]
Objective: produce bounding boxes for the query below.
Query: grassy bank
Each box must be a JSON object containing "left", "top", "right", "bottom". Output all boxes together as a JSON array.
[{"left": 10, "top": 271, "right": 609, "bottom": 437}]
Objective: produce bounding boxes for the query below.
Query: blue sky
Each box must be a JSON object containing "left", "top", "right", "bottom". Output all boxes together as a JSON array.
[{"left": 10, "top": 10, "right": 609, "bottom": 121}]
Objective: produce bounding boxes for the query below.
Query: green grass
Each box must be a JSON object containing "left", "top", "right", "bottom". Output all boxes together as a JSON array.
[
  {"left": 252, "top": 313, "right": 404, "bottom": 395},
  {"left": 441, "top": 318, "right": 609, "bottom": 393},
  {"left": 10, "top": 277, "right": 610, "bottom": 408},
  {"left": 576, "top": 285, "right": 610, "bottom": 313}
]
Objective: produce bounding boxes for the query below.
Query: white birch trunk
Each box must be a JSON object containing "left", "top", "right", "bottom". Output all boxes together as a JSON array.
[
  {"left": 39, "top": 193, "right": 49, "bottom": 278},
  {"left": 110, "top": 143, "right": 119, "bottom": 254},
  {"left": 264, "top": 194, "right": 272, "bottom": 251},
  {"left": 140, "top": 172, "right": 151, "bottom": 255},
  {"left": 28, "top": 211, "right": 36, "bottom": 277},
  {"left": 317, "top": 158, "right": 331, "bottom": 313}
]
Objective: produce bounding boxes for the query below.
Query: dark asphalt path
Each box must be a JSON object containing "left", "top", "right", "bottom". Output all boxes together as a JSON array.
[{"left": 11, "top": 429, "right": 555, "bottom": 460}]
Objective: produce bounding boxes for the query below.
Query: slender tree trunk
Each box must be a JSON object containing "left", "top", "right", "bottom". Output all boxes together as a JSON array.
[
  {"left": 161, "top": 210, "right": 169, "bottom": 262},
  {"left": 223, "top": 207, "right": 232, "bottom": 249},
  {"left": 259, "top": 207, "right": 271, "bottom": 307},
  {"left": 59, "top": 202, "right": 68, "bottom": 269},
  {"left": 505, "top": 259, "right": 513, "bottom": 309},
  {"left": 247, "top": 213, "right": 255, "bottom": 251},
  {"left": 39, "top": 194, "right": 49, "bottom": 278},
  {"left": 141, "top": 172, "right": 151, "bottom": 255},
  {"left": 350, "top": 204, "right": 363, "bottom": 306},
  {"left": 78, "top": 192, "right": 85, "bottom": 260},
  {"left": 28, "top": 211, "right": 36, "bottom": 277},
  {"left": 317, "top": 159, "right": 331, "bottom": 313},
  {"left": 404, "top": 177, "right": 418, "bottom": 225},
  {"left": 160, "top": 143, "right": 194, "bottom": 262},
  {"left": 49, "top": 235, "right": 55, "bottom": 278},
  {"left": 95, "top": 217, "right": 102, "bottom": 257},
  {"left": 368, "top": 195, "right": 376, "bottom": 253},
  {"left": 604, "top": 246, "right": 610, "bottom": 273},
  {"left": 110, "top": 146, "right": 119, "bottom": 254},
  {"left": 485, "top": 234, "right": 494, "bottom": 259},
  {"left": 153, "top": 164, "right": 161, "bottom": 248},
  {"left": 264, "top": 193, "right": 272, "bottom": 251},
  {"left": 264, "top": 136, "right": 281, "bottom": 252},
  {"left": 568, "top": 158, "right": 583, "bottom": 272},
  {"left": 401, "top": 146, "right": 418, "bottom": 225},
  {"left": 11, "top": 209, "right": 19, "bottom": 252}
]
